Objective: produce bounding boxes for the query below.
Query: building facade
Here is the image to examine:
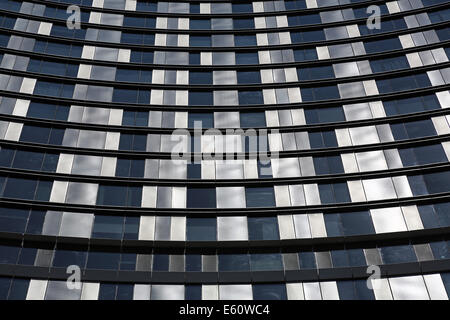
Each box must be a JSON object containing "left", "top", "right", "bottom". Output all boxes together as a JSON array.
[{"left": 0, "top": 0, "right": 449, "bottom": 300}]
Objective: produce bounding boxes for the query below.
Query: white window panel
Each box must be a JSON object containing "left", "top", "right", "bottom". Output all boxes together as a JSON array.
[
  {"left": 272, "top": 157, "right": 300, "bottom": 178},
  {"left": 423, "top": 274, "right": 448, "bottom": 300},
  {"left": 355, "top": 150, "right": 388, "bottom": 172},
  {"left": 389, "top": 276, "right": 429, "bottom": 300},
  {"left": 370, "top": 207, "right": 407, "bottom": 233},
  {"left": 341, "top": 153, "right": 359, "bottom": 173},
  {"left": 81, "top": 283, "right": 100, "bottom": 300},
  {"left": 217, "top": 216, "right": 248, "bottom": 241},
  {"left": 333, "top": 61, "right": 360, "bottom": 78},
  {"left": 219, "top": 285, "right": 252, "bottom": 300},
  {"left": 216, "top": 187, "right": 245, "bottom": 208},
  {"left": 151, "top": 285, "right": 184, "bottom": 300},
  {"left": 293, "top": 214, "right": 311, "bottom": 238},
  {"left": 215, "top": 160, "right": 244, "bottom": 179},
  {"left": 320, "top": 282, "right": 339, "bottom": 300},
  {"left": 401, "top": 205, "right": 424, "bottom": 231},
  {"left": 362, "top": 178, "right": 397, "bottom": 201},
  {"left": 347, "top": 180, "right": 366, "bottom": 202},
  {"left": 349, "top": 126, "right": 379, "bottom": 145},
  {"left": 289, "top": 184, "right": 306, "bottom": 206},
  {"left": 273, "top": 185, "right": 290, "bottom": 207},
  {"left": 59, "top": 212, "right": 93, "bottom": 238},
  {"left": 308, "top": 213, "right": 327, "bottom": 238},
  {"left": 278, "top": 215, "right": 295, "bottom": 239},
  {"left": 65, "top": 182, "right": 98, "bottom": 205},
  {"left": 303, "top": 282, "right": 322, "bottom": 300},
  {"left": 138, "top": 216, "right": 155, "bottom": 239}
]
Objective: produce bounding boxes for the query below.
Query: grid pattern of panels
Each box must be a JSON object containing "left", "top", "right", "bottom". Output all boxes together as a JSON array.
[{"left": 0, "top": 0, "right": 449, "bottom": 300}]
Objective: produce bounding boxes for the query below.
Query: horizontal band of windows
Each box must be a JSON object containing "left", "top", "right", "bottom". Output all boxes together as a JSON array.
[
  {"left": 2, "top": 115, "right": 447, "bottom": 154},
  {"left": 7, "top": 0, "right": 401, "bottom": 18},
  {"left": 0, "top": 92, "right": 448, "bottom": 132},
  {"left": 0, "top": 167, "right": 449, "bottom": 209},
  {"left": 0, "top": 140, "right": 448, "bottom": 182},
  {"left": 0, "top": 240, "right": 448, "bottom": 274},
  {"left": 1, "top": 18, "right": 447, "bottom": 53},
  {"left": 1, "top": 71, "right": 449, "bottom": 108},
  {"left": 2, "top": 52, "right": 449, "bottom": 88},
  {"left": 0, "top": 188, "right": 449, "bottom": 218},
  {"left": 3, "top": 3, "right": 445, "bottom": 35},
  {"left": 1, "top": 271, "right": 449, "bottom": 300},
  {"left": 0, "top": 200, "right": 449, "bottom": 246},
  {"left": 2, "top": 32, "right": 448, "bottom": 69}
]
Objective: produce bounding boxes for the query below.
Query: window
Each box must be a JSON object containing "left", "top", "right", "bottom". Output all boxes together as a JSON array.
[
  {"left": 87, "top": 251, "right": 120, "bottom": 270},
  {"left": 250, "top": 253, "right": 283, "bottom": 271},
  {"left": 253, "top": 284, "right": 287, "bottom": 300},
  {"left": 236, "top": 52, "right": 258, "bottom": 65},
  {"left": 318, "top": 183, "right": 351, "bottom": 204},
  {"left": 96, "top": 185, "right": 142, "bottom": 207},
  {"left": 245, "top": 187, "right": 276, "bottom": 207},
  {"left": 52, "top": 249, "right": 87, "bottom": 268},
  {"left": 248, "top": 217, "right": 279, "bottom": 240},
  {"left": 186, "top": 218, "right": 216, "bottom": 241},
  {"left": 0, "top": 207, "right": 29, "bottom": 233},
  {"left": 187, "top": 188, "right": 216, "bottom": 208},
  {"left": 219, "top": 254, "right": 250, "bottom": 271},
  {"left": 91, "top": 215, "right": 124, "bottom": 239},
  {"left": 380, "top": 244, "right": 417, "bottom": 264}
]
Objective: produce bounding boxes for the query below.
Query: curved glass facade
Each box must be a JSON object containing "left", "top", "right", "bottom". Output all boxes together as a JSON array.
[{"left": 0, "top": 0, "right": 449, "bottom": 300}]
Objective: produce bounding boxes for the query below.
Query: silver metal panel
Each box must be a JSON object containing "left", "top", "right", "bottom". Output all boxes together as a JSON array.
[
  {"left": 159, "top": 159, "right": 186, "bottom": 179},
  {"left": 170, "top": 216, "right": 186, "bottom": 241},
  {"left": 274, "top": 185, "right": 291, "bottom": 207},
  {"left": 151, "top": 285, "right": 184, "bottom": 300},
  {"left": 219, "top": 285, "right": 252, "bottom": 300},
  {"left": 370, "top": 207, "right": 407, "bottom": 233},
  {"left": 308, "top": 213, "right": 327, "bottom": 238},
  {"left": 216, "top": 186, "right": 245, "bottom": 209},
  {"left": 214, "top": 112, "right": 240, "bottom": 128},
  {"left": 65, "top": 182, "right": 98, "bottom": 205},
  {"left": 72, "top": 155, "right": 103, "bottom": 175},
  {"left": 384, "top": 149, "right": 403, "bottom": 169},
  {"left": 81, "top": 283, "right": 100, "bottom": 300},
  {"left": 59, "top": 212, "right": 93, "bottom": 238},
  {"left": 347, "top": 180, "right": 366, "bottom": 202},
  {"left": 217, "top": 216, "right": 248, "bottom": 241},
  {"left": 355, "top": 150, "right": 387, "bottom": 172},
  {"left": 133, "top": 284, "right": 151, "bottom": 300},
  {"left": 42, "top": 211, "right": 62, "bottom": 236},
  {"left": 45, "top": 281, "right": 81, "bottom": 300},
  {"left": 286, "top": 283, "right": 304, "bottom": 300},
  {"left": 156, "top": 187, "right": 172, "bottom": 208},
  {"left": 401, "top": 205, "right": 424, "bottom": 230},
  {"left": 363, "top": 178, "right": 396, "bottom": 201},
  {"left": 389, "top": 276, "right": 429, "bottom": 300},
  {"left": 289, "top": 184, "right": 306, "bottom": 206},
  {"left": 154, "top": 216, "right": 171, "bottom": 240},
  {"left": 169, "top": 255, "right": 185, "bottom": 272},
  {"left": 293, "top": 214, "right": 311, "bottom": 238},
  {"left": 277, "top": 215, "right": 295, "bottom": 239},
  {"left": 304, "top": 184, "right": 321, "bottom": 205},
  {"left": 315, "top": 251, "right": 332, "bottom": 269},
  {"left": 392, "top": 175, "right": 413, "bottom": 198},
  {"left": 349, "top": 126, "right": 379, "bottom": 145},
  {"left": 320, "top": 282, "right": 339, "bottom": 300},
  {"left": 77, "top": 130, "right": 106, "bottom": 149},
  {"left": 303, "top": 282, "right": 322, "bottom": 300},
  {"left": 343, "top": 102, "right": 372, "bottom": 121},
  {"left": 272, "top": 157, "right": 300, "bottom": 178},
  {"left": 26, "top": 280, "right": 48, "bottom": 300},
  {"left": 138, "top": 215, "right": 155, "bottom": 240},
  {"left": 423, "top": 274, "right": 448, "bottom": 300}
]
